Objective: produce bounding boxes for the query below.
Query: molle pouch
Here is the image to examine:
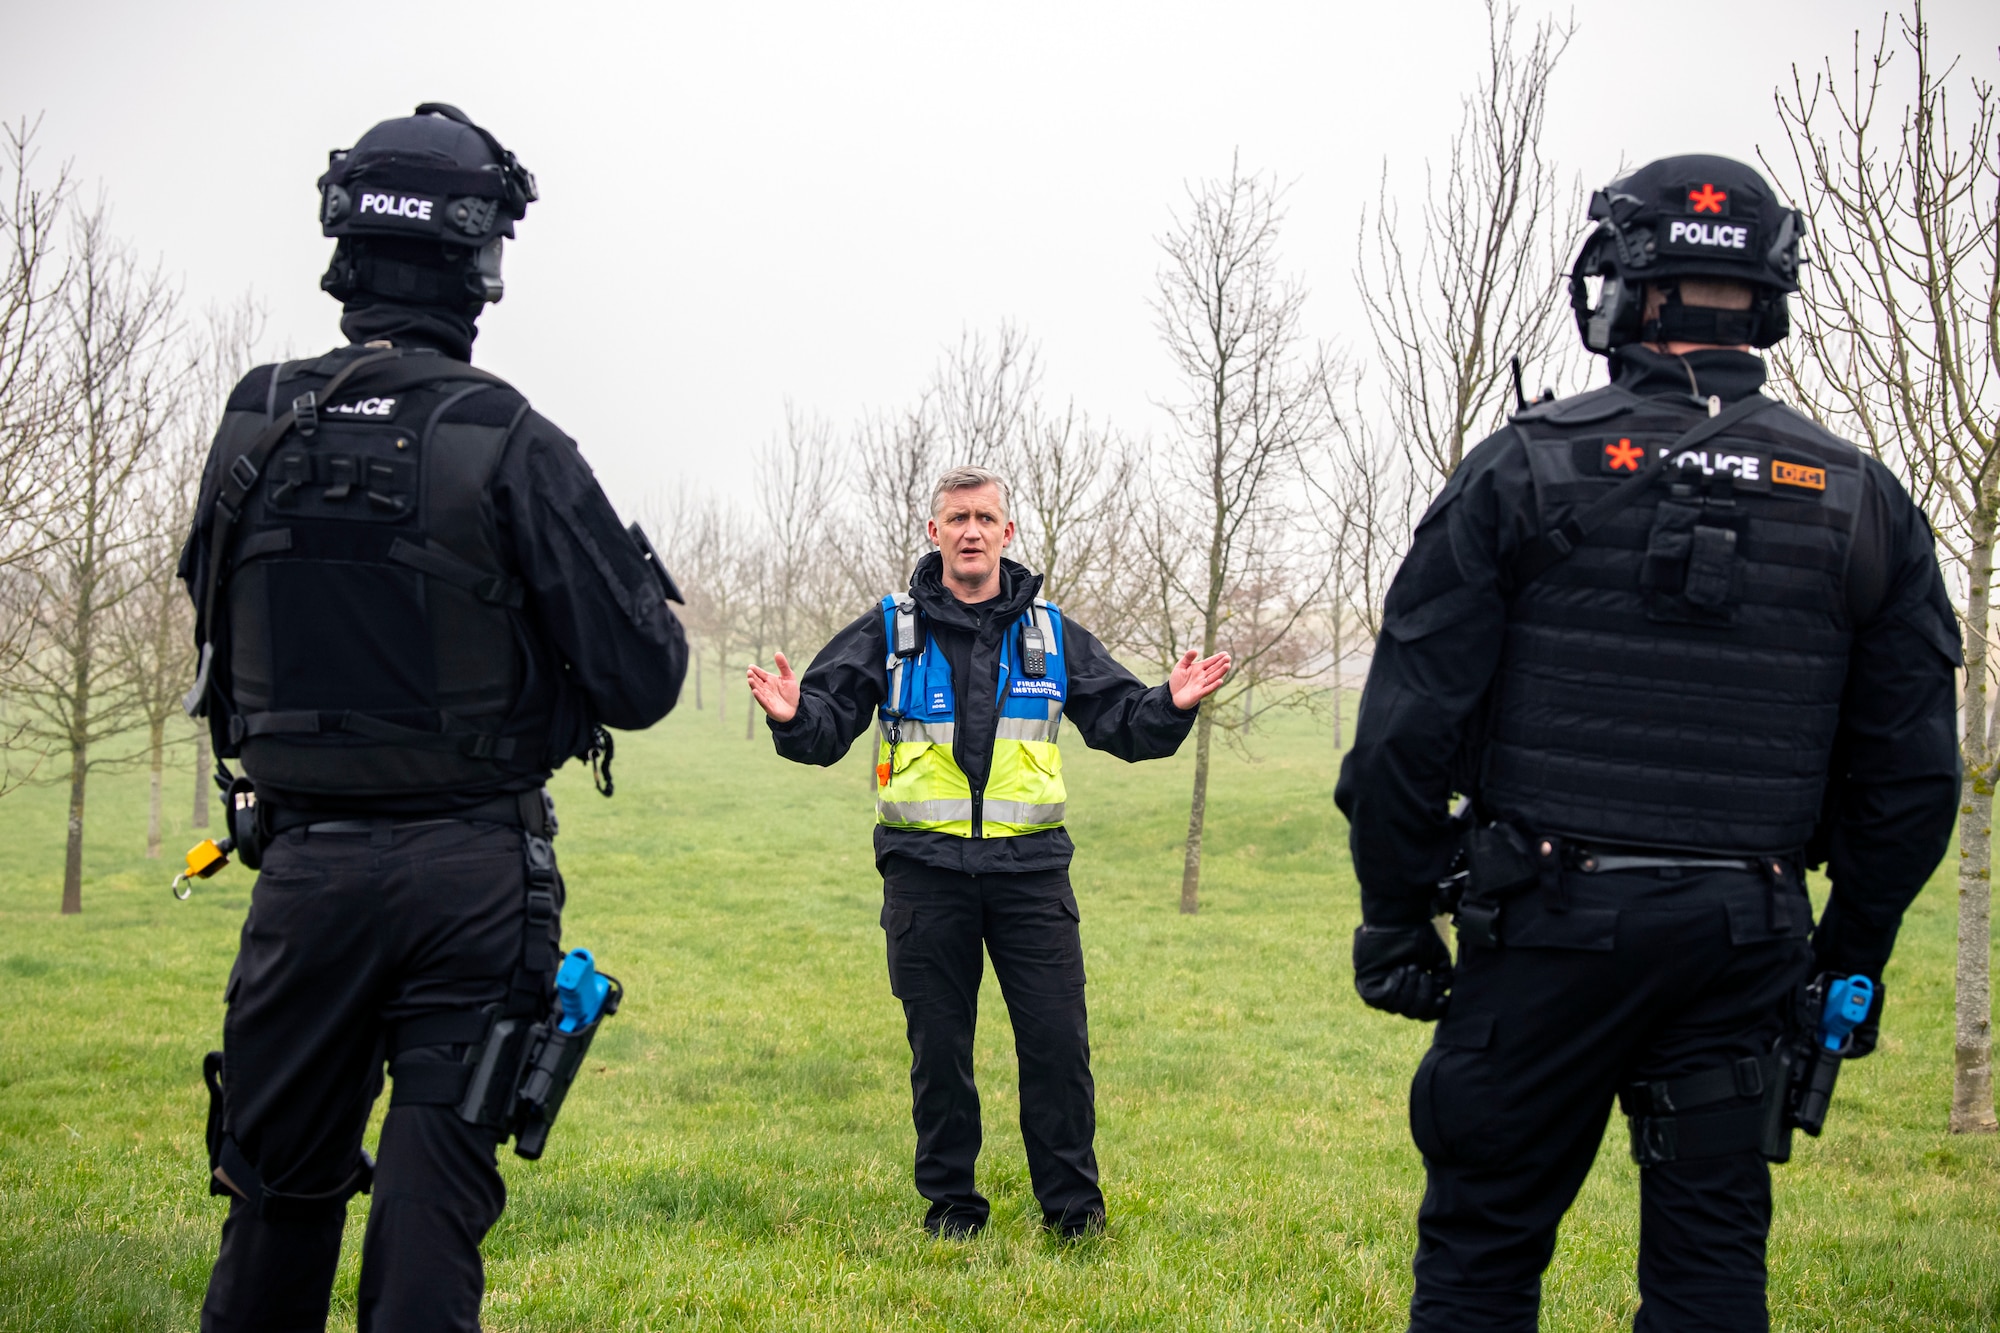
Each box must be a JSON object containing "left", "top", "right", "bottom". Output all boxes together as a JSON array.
[
  {"left": 1458, "top": 824, "right": 1538, "bottom": 948},
  {"left": 1466, "top": 824, "right": 1537, "bottom": 899},
  {"left": 1640, "top": 498, "right": 1701, "bottom": 594},
  {"left": 1642, "top": 495, "right": 1743, "bottom": 624},
  {"left": 1683, "top": 524, "right": 1739, "bottom": 610}
]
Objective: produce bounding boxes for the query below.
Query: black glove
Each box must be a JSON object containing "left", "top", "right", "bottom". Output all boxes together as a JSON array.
[
  {"left": 1811, "top": 899, "right": 1891, "bottom": 1058},
  {"left": 1353, "top": 924, "right": 1452, "bottom": 1020}
]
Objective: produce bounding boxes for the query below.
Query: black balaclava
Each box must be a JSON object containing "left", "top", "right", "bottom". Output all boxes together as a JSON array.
[
  {"left": 333, "top": 237, "right": 481, "bottom": 361},
  {"left": 339, "top": 290, "right": 479, "bottom": 361}
]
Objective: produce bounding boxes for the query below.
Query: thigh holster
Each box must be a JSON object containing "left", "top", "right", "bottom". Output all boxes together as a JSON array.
[
  {"left": 202, "top": 1049, "right": 374, "bottom": 1217},
  {"left": 1618, "top": 1053, "right": 1782, "bottom": 1168}
]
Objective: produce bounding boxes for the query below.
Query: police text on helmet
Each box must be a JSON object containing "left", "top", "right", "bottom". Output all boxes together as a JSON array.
[
  {"left": 358, "top": 193, "right": 433, "bottom": 221},
  {"left": 1667, "top": 220, "right": 1750, "bottom": 250}
]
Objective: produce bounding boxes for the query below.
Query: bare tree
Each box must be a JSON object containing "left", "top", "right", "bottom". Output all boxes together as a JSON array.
[
  {"left": 1767, "top": 1, "right": 1998, "bottom": 1133},
  {"left": 0, "top": 118, "right": 72, "bottom": 575},
  {"left": 114, "top": 300, "right": 260, "bottom": 855},
  {"left": 10, "top": 201, "right": 181, "bottom": 912},
  {"left": 1153, "top": 159, "right": 1338, "bottom": 914},
  {"left": 1359, "top": 0, "right": 1578, "bottom": 485},
  {"left": 1011, "top": 400, "right": 1132, "bottom": 635},
  {"left": 846, "top": 397, "right": 942, "bottom": 600},
  {"left": 932, "top": 322, "right": 1040, "bottom": 470},
  {"left": 1312, "top": 387, "right": 1417, "bottom": 749},
  {"left": 0, "top": 119, "right": 75, "bottom": 793},
  {"left": 754, "top": 403, "right": 842, "bottom": 675}
]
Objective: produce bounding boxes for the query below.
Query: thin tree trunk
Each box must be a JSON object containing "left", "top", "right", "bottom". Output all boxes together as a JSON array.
[
  {"left": 695, "top": 646, "right": 705, "bottom": 710},
  {"left": 717, "top": 652, "right": 727, "bottom": 725},
  {"left": 1954, "top": 502, "right": 1998, "bottom": 1133},
  {"left": 61, "top": 568, "right": 94, "bottom": 914},
  {"left": 62, "top": 738, "right": 86, "bottom": 915},
  {"left": 146, "top": 717, "right": 164, "bottom": 858},
  {"left": 192, "top": 729, "right": 210, "bottom": 828},
  {"left": 1180, "top": 703, "right": 1215, "bottom": 915}
]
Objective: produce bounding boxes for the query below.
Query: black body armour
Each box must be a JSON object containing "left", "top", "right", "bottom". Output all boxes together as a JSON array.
[
  {"left": 1481, "top": 387, "right": 1864, "bottom": 854},
  {"left": 207, "top": 347, "right": 566, "bottom": 799}
]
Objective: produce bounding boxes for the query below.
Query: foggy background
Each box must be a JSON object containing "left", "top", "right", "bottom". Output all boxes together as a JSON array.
[{"left": 5, "top": 0, "right": 1995, "bottom": 507}]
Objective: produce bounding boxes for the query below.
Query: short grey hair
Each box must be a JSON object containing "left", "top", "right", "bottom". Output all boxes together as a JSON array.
[{"left": 930, "top": 465, "right": 1011, "bottom": 519}]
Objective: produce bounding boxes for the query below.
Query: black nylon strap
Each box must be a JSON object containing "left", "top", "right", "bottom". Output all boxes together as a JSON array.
[
  {"left": 241, "top": 708, "right": 517, "bottom": 760},
  {"left": 1628, "top": 1104, "right": 1769, "bottom": 1166},
  {"left": 1622, "top": 1054, "right": 1774, "bottom": 1115},
  {"left": 388, "top": 1061, "right": 475, "bottom": 1107},
  {"left": 394, "top": 1010, "right": 494, "bottom": 1053},
  {"left": 386, "top": 538, "right": 524, "bottom": 607},
  {"left": 1512, "top": 392, "right": 1777, "bottom": 586}
]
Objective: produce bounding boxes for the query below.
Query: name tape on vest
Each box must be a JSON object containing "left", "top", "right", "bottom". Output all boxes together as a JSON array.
[
  {"left": 1772, "top": 459, "right": 1827, "bottom": 491},
  {"left": 1009, "top": 678, "right": 1064, "bottom": 700},
  {"left": 356, "top": 192, "right": 438, "bottom": 224},
  {"left": 324, "top": 396, "right": 398, "bottom": 419},
  {"left": 1597, "top": 438, "right": 1765, "bottom": 482}
]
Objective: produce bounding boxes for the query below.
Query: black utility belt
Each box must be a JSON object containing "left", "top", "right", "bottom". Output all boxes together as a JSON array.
[
  {"left": 266, "top": 789, "right": 554, "bottom": 839},
  {"left": 1564, "top": 845, "right": 1783, "bottom": 876}
]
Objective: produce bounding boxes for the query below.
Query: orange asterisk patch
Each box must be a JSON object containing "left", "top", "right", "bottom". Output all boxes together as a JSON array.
[
  {"left": 1604, "top": 438, "right": 1645, "bottom": 472},
  {"left": 1688, "top": 183, "right": 1728, "bottom": 214}
]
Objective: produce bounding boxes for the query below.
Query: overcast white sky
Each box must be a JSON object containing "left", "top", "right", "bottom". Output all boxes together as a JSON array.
[{"left": 5, "top": 1, "right": 1996, "bottom": 510}]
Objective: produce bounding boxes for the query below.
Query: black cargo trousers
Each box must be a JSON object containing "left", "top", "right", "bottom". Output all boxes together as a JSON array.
[
  {"left": 1408, "top": 862, "right": 1813, "bottom": 1333},
  {"left": 880, "top": 854, "right": 1103, "bottom": 1235},
  {"left": 200, "top": 815, "right": 557, "bottom": 1333}
]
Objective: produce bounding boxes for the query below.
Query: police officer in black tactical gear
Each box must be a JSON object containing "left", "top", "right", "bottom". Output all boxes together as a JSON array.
[
  {"left": 178, "top": 104, "right": 687, "bottom": 1331},
  {"left": 1336, "top": 154, "right": 1961, "bottom": 1332}
]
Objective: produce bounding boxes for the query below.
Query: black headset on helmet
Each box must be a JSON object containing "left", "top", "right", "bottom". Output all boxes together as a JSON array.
[
  {"left": 1568, "top": 154, "right": 1803, "bottom": 354},
  {"left": 317, "top": 103, "right": 538, "bottom": 310}
]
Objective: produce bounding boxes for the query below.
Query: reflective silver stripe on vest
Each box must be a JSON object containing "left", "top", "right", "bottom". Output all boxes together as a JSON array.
[
  {"left": 995, "top": 715, "right": 1060, "bottom": 743},
  {"left": 876, "top": 798, "right": 975, "bottom": 824},
  {"left": 982, "top": 798, "right": 1066, "bottom": 826},
  {"left": 883, "top": 717, "right": 955, "bottom": 745},
  {"left": 874, "top": 797, "right": 1066, "bottom": 826}
]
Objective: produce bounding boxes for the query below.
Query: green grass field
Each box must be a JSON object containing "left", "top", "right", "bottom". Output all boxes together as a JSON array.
[{"left": 0, "top": 700, "right": 1994, "bottom": 1330}]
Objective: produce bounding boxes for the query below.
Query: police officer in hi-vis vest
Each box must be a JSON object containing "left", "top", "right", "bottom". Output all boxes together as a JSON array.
[
  {"left": 749, "top": 465, "right": 1229, "bottom": 1238},
  {"left": 1337, "top": 154, "right": 1960, "bottom": 1331},
  {"left": 180, "top": 105, "right": 686, "bottom": 1330}
]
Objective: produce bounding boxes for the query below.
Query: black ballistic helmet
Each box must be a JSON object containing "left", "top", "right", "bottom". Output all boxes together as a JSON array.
[
  {"left": 318, "top": 103, "right": 538, "bottom": 310},
  {"left": 1568, "top": 154, "right": 1803, "bottom": 353}
]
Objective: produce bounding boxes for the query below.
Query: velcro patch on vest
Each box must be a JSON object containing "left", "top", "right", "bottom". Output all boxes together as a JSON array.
[
  {"left": 1656, "top": 217, "right": 1760, "bottom": 259},
  {"left": 354, "top": 191, "right": 442, "bottom": 229},
  {"left": 927, "top": 688, "right": 950, "bottom": 713},
  {"left": 1009, "top": 678, "right": 1064, "bottom": 700},
  {"left": 1589, "top": 437, "right": 1771, "bottom": 491},
  {"left": 323, "top": 395, "right": 400, "bottom": 420},
  {"left": 1772, "top": 459, "right": 1827, "bottom": 491}
]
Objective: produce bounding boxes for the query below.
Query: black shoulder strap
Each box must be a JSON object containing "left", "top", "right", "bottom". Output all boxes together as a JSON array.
[
  {"left": 182, "top": 350, "right": 512, "bottom": 717},
  {"left": 1511, "top": 392, "right": 1776, "bottom": 588}
]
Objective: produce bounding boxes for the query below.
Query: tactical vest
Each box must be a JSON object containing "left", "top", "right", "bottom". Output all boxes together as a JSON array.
[
  {"left": 204, "top": 347, "right": 553, "bottom": 798},
  {"left": 875, "top": 594, "right": 1067, "bottom": 837},
  {"left": 1480, "top": 387, "right": 1864, "bottom": 854}
]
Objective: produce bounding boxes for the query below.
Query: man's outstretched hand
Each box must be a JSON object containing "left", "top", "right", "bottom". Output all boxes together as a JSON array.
[
  {"left": 1169, "top": 650, "right": 1231, "bottom": 711},
  {"left": 746, "top": 652, "right": 800, "bottom": 724}
]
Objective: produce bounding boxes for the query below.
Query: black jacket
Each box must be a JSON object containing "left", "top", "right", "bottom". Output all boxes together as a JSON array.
[
  {"left": 178, "top": 340, "right": 688, "bottom": 817},
  {"left": 771, "top": 553, "right": 1197, "bottom": 874},
  {"left": 1335, "top": 347, "right": 1961, "bottom": 977}
]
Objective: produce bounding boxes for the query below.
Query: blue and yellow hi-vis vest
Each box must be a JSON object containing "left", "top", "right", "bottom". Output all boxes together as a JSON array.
[{"left": 876, "top": 594, "right": 1067, "bottom": 837}]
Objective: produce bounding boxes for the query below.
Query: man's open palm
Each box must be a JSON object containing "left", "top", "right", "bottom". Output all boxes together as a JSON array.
[
  {"left": 747, "top": 652, "right": 800, "bottom": 723},
  {"left": 1169, "top": 650, "right": 1231, "bottom": 711}
]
